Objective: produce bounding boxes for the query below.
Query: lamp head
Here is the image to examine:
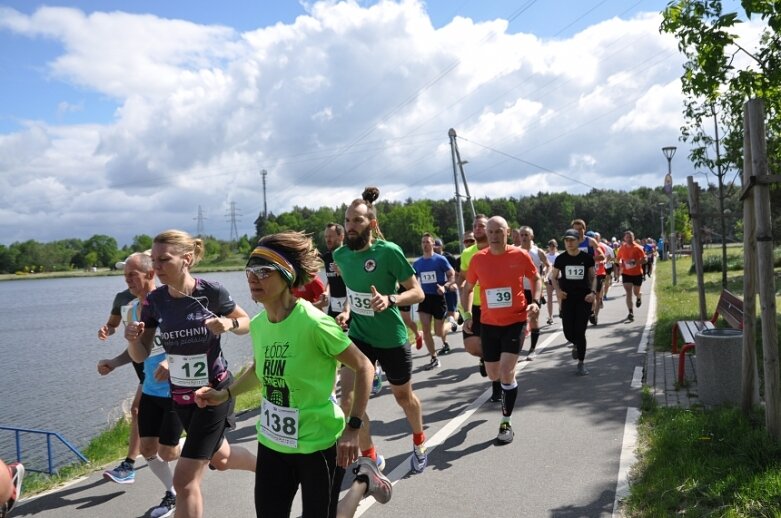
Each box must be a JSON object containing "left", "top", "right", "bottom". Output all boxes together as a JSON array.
[{"left": 661, "top": 146, "right": 677, "bottom": 160}]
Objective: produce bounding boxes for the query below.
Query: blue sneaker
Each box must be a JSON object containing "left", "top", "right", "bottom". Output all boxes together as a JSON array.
[
  {"left": 103, "top": 460, "right": 135, "bottom": 484},
  {"left": 371, "top": 368, "right": 383, "bottom": 397},
  {"left": 410, "top": 444, "right": 427, "bottom": 473}
]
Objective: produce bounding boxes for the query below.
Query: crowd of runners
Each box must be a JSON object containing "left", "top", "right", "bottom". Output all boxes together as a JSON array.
[{"left": 0, "top": 186, "right": 654, "bottom": 518}]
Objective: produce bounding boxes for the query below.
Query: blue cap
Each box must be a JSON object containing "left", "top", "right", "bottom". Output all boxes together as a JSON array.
[{"left": 585, "top": 231, "right": 596, "bottom": 238}]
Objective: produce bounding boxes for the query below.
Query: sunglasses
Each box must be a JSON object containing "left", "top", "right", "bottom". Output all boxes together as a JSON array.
[
  {"left": 463, "top": 239, "right": 476, "bottom": 244},
  {"left": 245, "top": 265, "right": 277, "bottom": 280}
]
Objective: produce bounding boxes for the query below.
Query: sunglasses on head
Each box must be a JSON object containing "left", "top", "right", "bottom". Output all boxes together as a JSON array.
[{"left": 245, "top": 265, "right": 277, "bottom": 280}]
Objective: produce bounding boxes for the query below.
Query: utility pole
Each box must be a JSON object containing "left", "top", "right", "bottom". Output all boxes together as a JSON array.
[
  {"left": 226, "top": 202, "right": 241, "bottom": 243},
  {"left": 260, "top": 169, "right": 268, "bottom": 219},
  {"left": 448, "top": 128, "right": 476, "bottom": 251},
  {"left": 194, "top": 205, "right": 206, "bottom": 236}
]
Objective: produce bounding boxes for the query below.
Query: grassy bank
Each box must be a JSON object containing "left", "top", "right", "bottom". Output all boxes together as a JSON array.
[
  {"left": 625, "top": 248, "right": 781, "bottom": 517},
  {"left": 21, "top": 371, "right": 262, "bottom": 497}
]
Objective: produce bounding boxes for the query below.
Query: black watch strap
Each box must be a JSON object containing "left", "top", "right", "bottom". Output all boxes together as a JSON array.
[{"left": 347, "top": 416, "right": 363, "bottom": 430}]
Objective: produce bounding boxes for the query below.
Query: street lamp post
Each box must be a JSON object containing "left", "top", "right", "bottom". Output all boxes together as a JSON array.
[
  {"left": 656, "top": 202, "right": 666, "bottom": 260},
  {"left": 662, "top": 146, "right": 677, "bottom": 286}
]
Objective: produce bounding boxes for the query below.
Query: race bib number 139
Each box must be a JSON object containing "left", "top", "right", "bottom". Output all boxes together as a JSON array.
[{"left": 347, "top": 289, "right": 375, "bottom": 316}]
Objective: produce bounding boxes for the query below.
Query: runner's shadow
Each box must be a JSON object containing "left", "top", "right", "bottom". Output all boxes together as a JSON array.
[
  {"left": 549, "top": 488, "right": 614, "bottom": 517},
  {"left": 11, "top": 478, "right": 124, "bottom": 515},
  {"left": 424, "top": 420, "right": 491, "bottom": 472}
]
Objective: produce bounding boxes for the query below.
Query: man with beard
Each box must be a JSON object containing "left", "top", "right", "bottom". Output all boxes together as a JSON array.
[
  {"left": 459, "top": 215, "right": 503, "bottom": 401},
  {"left": 334, "top": 187, "right": 429, "bottom": 474}
]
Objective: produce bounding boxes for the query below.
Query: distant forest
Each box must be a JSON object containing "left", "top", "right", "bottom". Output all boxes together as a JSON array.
[{"left": 3, "top": 184, "right": 770, "bottom": 274}]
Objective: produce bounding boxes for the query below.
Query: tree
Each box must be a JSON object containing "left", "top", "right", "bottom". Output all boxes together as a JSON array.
[{"left": 661, "top": 0, "right": 781, "bottom": 242}]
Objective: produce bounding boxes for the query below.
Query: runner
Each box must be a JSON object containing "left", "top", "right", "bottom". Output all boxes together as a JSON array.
[
  {"left": 126, "top": 229, "right": 256, "bottom": 518},
  {"left": 412, "top": 233, "right": 455, "bottom": 366},
  {"left": 458, "top": 216, "right": 501, "bottom": 401},
  {"left": 544, "top": 239, "right": 560, "bottom": 325},
  {"left": 462, "top": 216, "right": 541, "bottom": 443},
  {"left": 643, "top": 237, "right": 657, "bottom": 279},
  {"left": 550, "top": 229, "right": 597, "bottom": 376},
  {"left": 432, "top": 238, "right": 461, "bottom": 332},
  {"left": 97, "top": 276, "right": 142, "bottom": 484},
  {"left": 194, "top": 232, "right": 384, "bottom": 518},
  {"left": 100, "top": 252, "right": 184, "bottom": 517},
  {"left": 333, "top": 187, "right": 429, "bottom": 473},
  {"left": 587, "top": 231, "right": 609, "bottom": 326},
  {"left": 516, "top": 226, "right": 549, "bottom": 359},
  {"left": 322, "top": 223, "right": 348, "bottom": 322},
  {"left": 0, "top": 459, "right": 23, "bottom": 518},
  {"left": 618, "top": 230, "right": 646, "bottom": 322},
  {"left": 599, "top": 233, "right": 616, "bottom": 301},
  {"left": 290, "top": 272, "right": 328, "bottom": 311}
]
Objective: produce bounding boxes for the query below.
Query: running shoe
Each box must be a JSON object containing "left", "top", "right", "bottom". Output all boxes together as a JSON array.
[
  {"left": 150, "top": 491, "right": 176, "bottom": 518},
  {"left": 576, "top": 361, "right": 589, "bottom": 376},
  {"left": 103, "top": 460, "right": 135, "bottom": 484},
  {"left": 589, "top": 315, "right": 596, "bottom": 325},
  {"left": 375, "top": 454, "right": 386, "bottom": 472},
  {"left": 423, "top": 356, "right": 441, "bottom": 370},
  {"left": 371, "top": 369, "right": 383, "bottom": 396},
  {"left": 447, "top": 316, "right": 458, "bottom": 333},
  {"left": 636, "top": 297, "right": 642, "bottom": 308},
  {"left": 546, "top": 318, "right": 554, "bottom": 325},
  {"left": 478, "top": 358, "right": 487, "bottom": 377},
  {"left": 439, "top": 343, "right": 451, "bottom": 355},
  {"left": 627, "top": 312, "right": 634, "bottom": 322},
  {"left": 410, "top": 444, "right": 428, "bottom": 473},
  {"left": 354, "top": 457, "right": 392, "bottom": 504},
  {"left": 415, "top": 331, "right": 423, "bottom": 350},
  {"left": 496, "top": 422, "right": 514, "bottom": 445},
  {"left": 0, "top": 462, "right": 24, "bottom": 517}
]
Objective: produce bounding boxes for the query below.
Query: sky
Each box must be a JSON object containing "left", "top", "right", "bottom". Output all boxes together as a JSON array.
[{"left": 0, "top": 0, "right": 762, "bottom": 246}]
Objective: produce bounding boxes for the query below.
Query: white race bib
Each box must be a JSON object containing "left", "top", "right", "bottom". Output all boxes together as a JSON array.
[
  {"left": 486, "top": 287, "right": 512, "bottom": 308},
  {"left": 347, "top": 288, "right": 375, "bottom": 317},
  {"left": 420, "top": 271, "right": 437, "bottom": 284},
  {"left": 167, "top": 353, "right": 208, "bottom": 387},
  {"left": 565, "top": 265, "right": 585, "bottom": 280},
  {"left": 330, "top": 296, "right": 347, "bottom": 313},
  {"left": 261, "top": 398, "right": 299, "bottom": 448}
]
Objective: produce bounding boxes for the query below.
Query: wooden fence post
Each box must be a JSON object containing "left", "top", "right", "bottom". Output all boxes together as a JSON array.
[
  {"left": 747, "top": 98, "right": 780, "bottom": 440},
  {"left": 741, "top": 105, "right": 759, "bottom": 412},
  {"left": 687, "top": 176, "right": 707, "bottom": 321}
]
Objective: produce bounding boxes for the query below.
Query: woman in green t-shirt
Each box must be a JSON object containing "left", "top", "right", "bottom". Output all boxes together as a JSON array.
[{"left": 195, "top": 232, "right": 391, "bottom": 518}]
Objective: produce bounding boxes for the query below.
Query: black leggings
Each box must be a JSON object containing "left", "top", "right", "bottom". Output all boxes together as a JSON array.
[
  {"left": 255, "top": 442, "right": 345, "bottom": 518},
  {"left": 561, "top": 296, "right": 590, "bottom": 361}
]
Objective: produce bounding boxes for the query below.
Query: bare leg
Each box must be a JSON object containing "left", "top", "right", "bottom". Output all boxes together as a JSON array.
[
  {"left": 209, "top": 438, "right": 256, "bottom": 472},
  {"left": 128, "top": 385, "right": 142, "bottom": 461},
  {"left": 419, "top": 312, "right": 436, "bottom": 358},
  {"left": 172, "top": 457, "right": 208, "bottom": 518}
]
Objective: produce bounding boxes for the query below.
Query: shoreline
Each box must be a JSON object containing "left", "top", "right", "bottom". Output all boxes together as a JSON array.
[{"left": 0, "top": 265, "right": 245, "bottom": 282}]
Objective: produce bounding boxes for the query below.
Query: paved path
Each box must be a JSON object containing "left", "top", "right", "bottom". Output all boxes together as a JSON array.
[{"left": 14, "top": 277, "right": 685, "bottom": 517}]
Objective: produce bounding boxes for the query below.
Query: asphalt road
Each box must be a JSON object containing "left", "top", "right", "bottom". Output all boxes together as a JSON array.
[{"left": 14, "top": 279, "right": 651, "bottom": 518}]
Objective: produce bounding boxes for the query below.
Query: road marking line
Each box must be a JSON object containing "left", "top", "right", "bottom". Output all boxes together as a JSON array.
[
  {"left": 354, "top": 333, "right": 561, "bottom": 516},
  {"left": 612, "top": 406, "right": 640, "bottom": 518},
  {"left": 631, "top": 366, "right": 643, "bottom": 388},
  {"left": 637, "top": 283, "right": 657, "bottom": 354}
]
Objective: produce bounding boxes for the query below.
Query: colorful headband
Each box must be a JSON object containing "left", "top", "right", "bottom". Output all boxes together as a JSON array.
[{"left": 248, "top": 245, "right": 297, "bottom": 286}]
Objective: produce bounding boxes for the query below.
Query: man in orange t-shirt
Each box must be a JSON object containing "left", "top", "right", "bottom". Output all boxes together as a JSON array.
[
  {"left": 618, "top": 230, "right": 647, "bottom": 322},
  {"left": 463, "top": 216, "right": 541, "bottom": 445}
]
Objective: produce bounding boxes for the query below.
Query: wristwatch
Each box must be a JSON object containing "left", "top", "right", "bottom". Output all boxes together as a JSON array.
[
  {"left": 347, "top": 416, "right": 363, "bottom": 430},
  {"left": 387, "top": 294, "right": 398, "bottom": 308},
  {"left": 231, "top": 318, "right": 239, "bottom": 330}
]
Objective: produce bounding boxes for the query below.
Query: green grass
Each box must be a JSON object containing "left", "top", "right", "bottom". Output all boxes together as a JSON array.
[
  {"left": 626, "top": 248, "right": 781, "bottom": 517},
  {"left": 21, "top": 365, "right": 262, "bottom": 497}
]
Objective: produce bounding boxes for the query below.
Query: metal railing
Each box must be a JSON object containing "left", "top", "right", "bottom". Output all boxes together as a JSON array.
[{"left": 0, "top": 425, "right": 88, "bottom": 474}]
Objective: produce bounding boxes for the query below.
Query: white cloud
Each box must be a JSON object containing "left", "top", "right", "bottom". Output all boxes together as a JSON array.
[{"left": 0, "top": 2, "right": 768, "bottom": 244}]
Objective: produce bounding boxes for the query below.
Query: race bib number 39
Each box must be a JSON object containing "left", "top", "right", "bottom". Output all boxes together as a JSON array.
[
  {"left": 167, "top": 353, "right": 208, "bottom": 387},
  {"left": 486, "top": 287, "right": 512, "bottom": 308},
  {"left": 565, "top": 265, "right": 585, "bottom": 280},
  {"left": 261, "top": 398, "right": 299, "bottom": 448},
  {"left": 347, "top": 288, "right": 375, "bottom": 317}
]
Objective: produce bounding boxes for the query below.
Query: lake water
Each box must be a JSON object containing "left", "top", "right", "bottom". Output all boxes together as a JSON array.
[{"left": 0, "top": 271, "right": 261, "bottom": 468}]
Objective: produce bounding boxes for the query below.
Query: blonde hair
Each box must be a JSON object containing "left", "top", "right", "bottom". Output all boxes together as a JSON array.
[{"left": 154, "top": 229, "right": 205, "bottom": 266}]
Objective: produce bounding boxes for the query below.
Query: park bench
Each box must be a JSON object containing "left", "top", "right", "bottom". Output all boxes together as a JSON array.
[{"left": 672, "top": 289, "right": 744, "bottom": 384}]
